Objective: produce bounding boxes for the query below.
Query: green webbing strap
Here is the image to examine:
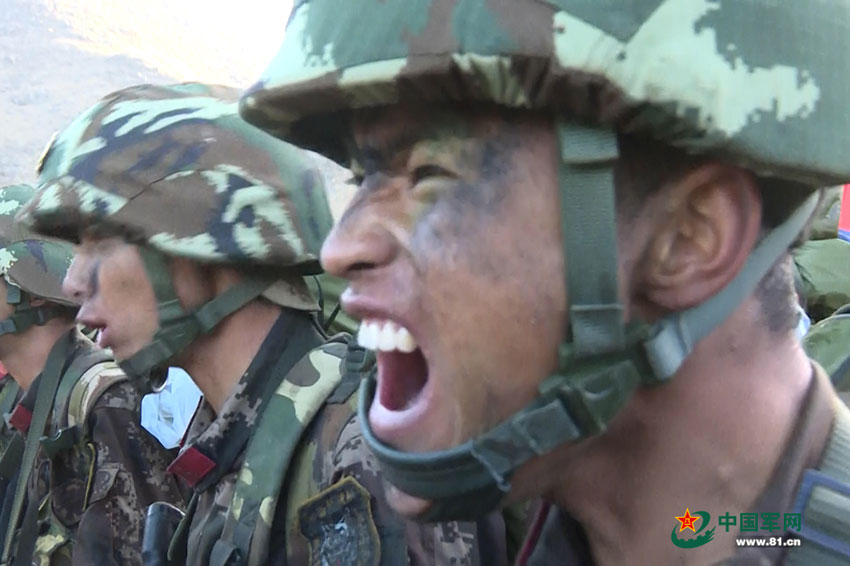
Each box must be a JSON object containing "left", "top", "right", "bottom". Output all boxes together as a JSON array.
[
  {"left": 211, "top": 329, "right": 330, "bottom": 566},
  {"left": 0, "top": 384, "right": 19, "bottom": 425},
  {"left": 0, "top": 284, "right": 71, "bottom": 338},
  {"left": 167, "top": 492, "right": 198, "bottom": 564},
  {"left": 39, "top": 347, "right": 115, "bottom": 460},
  {"left": 0, "top": 383, "right": 21, "bottom": 480},
  {"left": 557, "top": 122, "right": 624, "bottom": 357},
  {"left": 643, "top": 193, "right": 819, "bottom": 380},
  {"left": 1, "top": 331, "right": 73, "bottom": 563},
  {"left": 0, "top": 306, "right": 68, "bottom": 337},
  {"left": 0, "top": 438, "right": 23, "bottom": 482},
  {"left": 356, "top": 174, "right": 821, "bottom": 523},
  {"left": 121, "top": 277, "right": 273, "bottom": 378},
  {"left": 786, "top": 401, "right": 850, "bottom": 565},
  {"left": 121, "top": 246, "right": 274, "bottom": 382},
  {"left": 138, "top": 248, "right": 188, "bottom": 325}
]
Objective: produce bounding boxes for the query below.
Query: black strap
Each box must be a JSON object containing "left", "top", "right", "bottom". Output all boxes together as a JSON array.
[{"left": 11, "top": 492, "right": 39, "bottom": 566}]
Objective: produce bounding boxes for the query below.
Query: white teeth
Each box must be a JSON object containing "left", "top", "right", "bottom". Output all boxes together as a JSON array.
[
  {"left": 357, "top": 320, "right": 419, "bottom": 353},
  {"left": 378, "top": 322, "right": 397, "bottom": 351},
  {"left": 396, "top": 327, "right": 416, "bottom": 353}
]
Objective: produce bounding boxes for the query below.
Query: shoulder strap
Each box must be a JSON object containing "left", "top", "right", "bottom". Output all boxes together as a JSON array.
[
  {"left": 1, "top": 331, "right": 73, "bottom": 564},
  {"left": 0, "top": 383, "right": 19, "bottom": 426},
  {"left": 54, "top": 347, "right": 119, "bottom": 429},
  {"left": 787, "top": 399, "right": 850, "bottom": 565},
  {"left": 0, "top": 382, "right": 22, "bottom": 483},
  {"left": 65, "top": 359, "right": 126, "bottom": 429},
  {"left": 38, "top": 349, "right": 122, "bottom": 461},
  {"left": 210, "top": 337, "right": 346, "bottom": 566}
]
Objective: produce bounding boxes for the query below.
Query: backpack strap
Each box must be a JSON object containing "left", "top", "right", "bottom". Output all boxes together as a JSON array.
[
  {"left": 0, "top": 383, "right": 21, "bottom": 481},
  {"left": 787, "top": 398, "right": 850, "bottom": 565},
  {"left": 0, "top": 383, "right": 19, "bottom": 426},
  {"left": 209, "top": 336, "right": 347, "bottom": 566},
  {"left": 1, "top": 331, "right": 74, "bottom": 565},
  {"left": 38, "top": 348, "right": 121, "bottom": 461}
]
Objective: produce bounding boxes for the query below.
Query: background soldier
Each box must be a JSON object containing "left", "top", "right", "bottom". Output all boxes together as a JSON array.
[
  {"left": 240, "top": 1, "right": 850, "bottom": 564},
  {"left": 19, "top": 83, "right": 511, "bottom": 565},
  {"left": 792, "top": 185, "right": 850, "bottom": 323},
  {"left": 0, "top": 183, "right": 183, "bottom": 565}
]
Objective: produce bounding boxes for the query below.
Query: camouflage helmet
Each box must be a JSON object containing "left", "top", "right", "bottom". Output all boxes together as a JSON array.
[
  {"left": 0, "top": 185, "right": 75, "bottom": 336},
  {"left": 19, "top": 83, "right": 333, "bottom": 278},
  {"left": 240, "top": 1, "right": 847, "bottom": 522},
  {"left": 241, "top": 0, "right": 850, "bottom": 187},
  {"left": 0, "top": 184, "right": 74, "bottom": 307},
  {"left": 18, "top": 83, "right": 337, "bottom": 389}
]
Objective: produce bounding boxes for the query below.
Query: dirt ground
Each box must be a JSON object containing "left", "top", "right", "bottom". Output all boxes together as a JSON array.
[{"left": 0, "top": 0, "right": 354, "bottom": 215}]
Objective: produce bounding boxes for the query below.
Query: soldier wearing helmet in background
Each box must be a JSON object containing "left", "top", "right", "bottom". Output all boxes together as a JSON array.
[
  {"left": 240, "top": 1, "right": 850, "bottom": 564},
  {"left": 0, "top": 184, "right": 183, "bottom": 565},
  {"left": 18, "top": 83, "right": 510, "bottom": 566}
]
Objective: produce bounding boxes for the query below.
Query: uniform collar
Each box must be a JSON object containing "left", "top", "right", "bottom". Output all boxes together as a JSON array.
[{"left": 168, "top": 311, "right": 322, "bottom": 490}]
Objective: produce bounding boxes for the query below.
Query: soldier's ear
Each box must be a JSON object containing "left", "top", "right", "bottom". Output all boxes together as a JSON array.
[{"left": 638, "top": 163, "right": 762, "bottom": 311}]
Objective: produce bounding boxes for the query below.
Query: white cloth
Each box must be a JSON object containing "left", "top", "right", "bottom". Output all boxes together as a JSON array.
[
  {"left": 795, "top": 304, "right": 812, "bottom": 340},
  {"left": 141, "top": 367, "right": 203, "bottom": 449}
]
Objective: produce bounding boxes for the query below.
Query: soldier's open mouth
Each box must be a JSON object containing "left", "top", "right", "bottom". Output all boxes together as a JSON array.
[
  {"left": 357, "top": 319, "right": 429, "bottom": 412},
  {"left": 376, "top": 348, "right": 428, "bottom": 411}
]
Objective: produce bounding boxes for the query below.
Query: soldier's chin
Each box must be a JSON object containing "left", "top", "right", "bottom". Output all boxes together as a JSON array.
[{"left": 386, "top": 484, "right": 432, "bottom": 518}]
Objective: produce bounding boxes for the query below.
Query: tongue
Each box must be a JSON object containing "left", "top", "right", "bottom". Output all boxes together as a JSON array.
[{"left": 377, "top": 349, "right": 428, "bottom": 411}]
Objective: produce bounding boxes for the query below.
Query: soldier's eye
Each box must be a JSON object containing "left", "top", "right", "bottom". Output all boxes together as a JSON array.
[{"left": 411, "top": 165, "right": 454, "bottom": 185}]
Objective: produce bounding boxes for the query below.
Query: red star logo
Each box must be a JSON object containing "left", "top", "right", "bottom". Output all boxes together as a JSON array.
[{"left": 675, "top": 508, "right": 700, "bottom": 533}]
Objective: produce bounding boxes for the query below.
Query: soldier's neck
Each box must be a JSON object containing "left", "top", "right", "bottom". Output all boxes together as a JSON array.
[
  {"left": 176, "top": 300, "right": 283, "bottom": 414},
  {"left": 545, "top": 304, "right": 815, "bottom": 565},
  {"left": 0, "top": 319, "right": 75, "bottom": 390}
]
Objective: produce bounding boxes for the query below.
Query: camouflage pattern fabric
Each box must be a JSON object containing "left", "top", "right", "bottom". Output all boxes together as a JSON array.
[
  {"left": 793, "top": 239, "right": 850, "bottom": 322},
  {"left": 17, "top": 84, "right": 334, "bottom": 293},
  {"left": 804, "top": 309, "right": 850, "bottom": 401},
  {"left": 790, "top": 186, "right": 850, "bottom": 322},
  {"left": 4, "top": 330, "right": 185, "bottom": 566},
  {"left": 0, "top": 185, "right": 75, "bottom": 307},
  {"left": 170, "top": 315, "right": 507, "bottom": 566},
  {"left": 808, "top": 186, "right": 843, "bottom": 241},
  {"left": 241, "top": 0, "right": 850, "bottom": 188}
]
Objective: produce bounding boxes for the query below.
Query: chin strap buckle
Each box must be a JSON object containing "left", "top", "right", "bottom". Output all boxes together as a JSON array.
[{"left": 544, "top": 330, "right": 655, "bottom": 436}]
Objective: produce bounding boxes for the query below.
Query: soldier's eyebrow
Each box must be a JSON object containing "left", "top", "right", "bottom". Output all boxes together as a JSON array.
[{"left": 352, "top": 130, "right": 425, "bottom": 176}]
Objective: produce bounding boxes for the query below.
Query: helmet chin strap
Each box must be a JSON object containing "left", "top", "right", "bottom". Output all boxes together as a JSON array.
[
  {"left": 357, "top": 120, "right": 820, "bottom": 522},
  {"left": 118, "top": 247, "right": 274, "bottom": 393},
  {"left": 0, "top": 283, "right": 71, "bottom": 336}
]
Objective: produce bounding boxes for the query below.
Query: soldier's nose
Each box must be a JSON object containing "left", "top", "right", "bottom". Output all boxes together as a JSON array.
[
  {"left": 321, "top": 221, "right": 396, "bottom": 279},
  {"left": 62, "top": 254, "right": 92, "bottom": 302}
]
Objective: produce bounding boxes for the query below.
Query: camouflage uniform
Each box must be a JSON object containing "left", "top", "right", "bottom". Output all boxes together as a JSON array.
[
  {"left": 239, "top": 1, "right": 850, "bottom": 564},
  {"left": 0, "top": 184, "right": 184, "bottom": 566},
  {"left": 171, "top": 329, "right": 502, "bottom": 566},
  {"left": 18, "top": 84, "right": 510, "bottom": 566},
  {"left": 795, "top": 187, "right": 850, "bottom": 394},
  {"left": 8, "top": 330, "right": 185, "bottom": 566},
  {"left": 792, "top": 186, "right": 850, "bottom": 322}
]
